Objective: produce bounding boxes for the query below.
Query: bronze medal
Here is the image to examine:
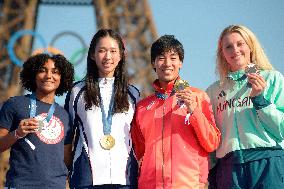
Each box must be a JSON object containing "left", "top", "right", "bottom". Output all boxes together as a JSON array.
[{"left": 100, "top": 135, "right": 115, "bottom": 150}]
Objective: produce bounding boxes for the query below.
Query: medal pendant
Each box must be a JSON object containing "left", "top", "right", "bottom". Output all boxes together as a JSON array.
[
  {"left": 174, "top": 79, "right": 189, "bottom": 91},
  {"left": 35, "top": 120, "right": 44, "bottom": 132},
  {"left": 38, "top": 120, "right": 44, "bottom": 133},
  {"left": 100, "top": 135, "right": 115, "bottom": 150},
  {"left": 245, "top": 63, "right": 259, "bottom": 75}
]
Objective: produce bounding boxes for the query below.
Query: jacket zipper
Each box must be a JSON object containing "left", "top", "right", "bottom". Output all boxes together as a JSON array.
[{"left": 162, "top": 102, "right": 166, "bottom": 189}]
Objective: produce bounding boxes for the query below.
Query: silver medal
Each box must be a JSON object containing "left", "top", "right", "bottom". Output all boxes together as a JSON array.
[{"left": 245, "top": 63, "right": 259, "bottom": 75}]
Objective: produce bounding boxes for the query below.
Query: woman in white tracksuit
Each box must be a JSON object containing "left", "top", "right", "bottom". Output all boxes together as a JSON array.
[{"left": 65, "top": 29, "right": 139, "bottom": 189}]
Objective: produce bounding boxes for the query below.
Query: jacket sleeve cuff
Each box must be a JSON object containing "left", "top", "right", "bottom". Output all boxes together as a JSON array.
[{"left": 251, "top": 95, "right": 271, "bottom": 110}]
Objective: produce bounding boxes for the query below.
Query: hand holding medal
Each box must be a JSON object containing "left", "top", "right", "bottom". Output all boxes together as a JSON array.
[
  {"left": 16, "top": 118, "right": 39, "bottom": 139},
  {"left": 245, "top": 63, "right": 266, "bottom": 97},
  {"left": 175, "top": 79, "right": 197, "bottom": 113}
]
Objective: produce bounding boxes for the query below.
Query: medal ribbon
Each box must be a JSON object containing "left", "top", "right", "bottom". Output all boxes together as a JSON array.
[
  {"left": 30, "top": 93, "right": 56, "bottom": 122},
  {"left": 99, "top": 88, "right": 114, "bottom": 135},
  {"left": 154, "top": 78, "right": 181, "bottom": 100},
  {"left": 155, "top": 90, "right": 175, "bottom": 100}
]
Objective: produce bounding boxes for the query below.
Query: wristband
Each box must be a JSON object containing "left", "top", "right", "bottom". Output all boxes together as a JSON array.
[{"left": 14, "top": 129, "right": 24, "bottom": 139}]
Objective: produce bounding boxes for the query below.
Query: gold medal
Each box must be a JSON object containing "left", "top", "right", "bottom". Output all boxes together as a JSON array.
[
  {"left": 174, "top": 79, "right": 189, "bottom": 91},
  {"left": 174, "top": 79, "right": 190, "bottom": 106},
  {"left": 100, "top": 135, "right": 115, "bottom": 150}
]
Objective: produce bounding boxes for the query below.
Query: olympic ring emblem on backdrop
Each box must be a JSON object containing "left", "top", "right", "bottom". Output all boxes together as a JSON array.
[
  {"left": 7, "top": 30, "right": 47, "bottom": 67},
  {"left": 50, "top": 31, "right": 87, "bottom": 66},
  {"left": 69, "top": 48, "right": 88, "bottom": 81},
  {"left": 6, "top": 29, "right": 88, "bottom": 81}
]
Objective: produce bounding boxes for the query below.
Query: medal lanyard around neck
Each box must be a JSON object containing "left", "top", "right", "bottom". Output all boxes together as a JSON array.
[
  {"left": 99, "top": 89, "right": 114, "bottom": 135},
  {"left": 30, "top": 93, "right": 56, "bottom": 122},
  {"left": 155, "top": 90, "right": 175, "bottom": 100},
  {"left": 155, "top": 80, "right": 177, "bottom": 100}
]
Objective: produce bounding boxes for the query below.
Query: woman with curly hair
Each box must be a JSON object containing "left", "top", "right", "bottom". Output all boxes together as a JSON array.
[
  {"left": 64, "top": 29, "right": 139, "bottom": 189},
  {"left": 0, "top": 53, "right": 74, "bottom": 189}
]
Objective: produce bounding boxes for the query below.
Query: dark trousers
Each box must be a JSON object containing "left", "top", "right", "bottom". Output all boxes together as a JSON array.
[{"left": 209, "top": 155, "right": 284, "bottom": 189}]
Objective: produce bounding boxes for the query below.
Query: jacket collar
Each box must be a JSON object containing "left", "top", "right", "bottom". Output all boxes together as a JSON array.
[
  {"left": 153, "top": 77, "right": 180, "bottom": 99},
  {"left": 227, "top": 70, "right": 247, "bottom": 81},
  {"left": 153, "top": 79, "right": 174, "bottom": 94}
]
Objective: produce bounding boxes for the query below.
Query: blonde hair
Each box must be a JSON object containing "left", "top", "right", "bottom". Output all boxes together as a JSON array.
[{"left": 216, "top": 25, "right": 273, "bottom": 84}]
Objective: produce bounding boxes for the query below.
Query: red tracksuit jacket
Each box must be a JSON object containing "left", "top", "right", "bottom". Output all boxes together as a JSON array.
[{"left": 131, "top": 80, "right": 221, "bottom": 189}]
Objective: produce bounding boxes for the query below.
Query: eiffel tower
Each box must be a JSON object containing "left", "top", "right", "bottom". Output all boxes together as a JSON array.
[{"left": 0, "top": 0, "right": 157, "bottom": 186}]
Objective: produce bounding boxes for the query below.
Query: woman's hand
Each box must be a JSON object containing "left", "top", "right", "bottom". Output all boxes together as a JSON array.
[
  {"left": 247, "top": 73, "right": 266, "bottom": 97},
  {"left": 17, "top": 118, "right": 39, "bottom": 138}
]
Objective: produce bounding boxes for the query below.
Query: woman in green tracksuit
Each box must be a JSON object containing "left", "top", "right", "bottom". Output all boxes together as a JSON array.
[{"left": 206, "top": 25, "right": 284, "bottom": 189}]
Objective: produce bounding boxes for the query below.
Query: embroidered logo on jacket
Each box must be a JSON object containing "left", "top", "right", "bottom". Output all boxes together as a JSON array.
[
  {"left": 218, "top": 90, "right": 226, "bottom": 99},
  {"left": 36, "top": 113, "right": 64, "bottom": 144},
  {"left": 146, "top": 100, "right": 156, "bottom": 110}
]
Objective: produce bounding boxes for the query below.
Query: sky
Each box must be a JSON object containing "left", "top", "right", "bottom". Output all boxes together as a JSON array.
[
  {"left": 149, "top": 0, "right": 284, "bottom": 89},
  {"left": 31, "top": 0, "right": 284, "bottom": 105}
]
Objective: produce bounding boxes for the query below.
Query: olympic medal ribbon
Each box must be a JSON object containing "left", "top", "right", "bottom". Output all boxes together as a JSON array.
[
  {"left": 24, "top": 93, "right": 56, "bottom": 150},
  {"left": 99, "top": 88, "right": 115, "bottom": 150}
]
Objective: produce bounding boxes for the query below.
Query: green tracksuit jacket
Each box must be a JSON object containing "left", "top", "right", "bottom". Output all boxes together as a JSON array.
[{"left": 206, "top": 69, "right": 284, "bottom": 161}]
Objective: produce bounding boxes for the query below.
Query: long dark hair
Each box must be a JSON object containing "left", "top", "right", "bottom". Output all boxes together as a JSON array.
[{"left": 84, "top": 29, "right": 129, "bottom": 113}]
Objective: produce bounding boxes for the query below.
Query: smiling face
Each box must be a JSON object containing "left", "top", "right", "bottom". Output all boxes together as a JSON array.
[
  {"left": 152, "top": 50, "right": 182, "bottom": 87},
  {"left": 221, "top": 32, "right": 251, "bottom": 72},
  {"left": 92, "top": 36, "right": 121, "bottom": 78},
  {"left": 35, "top": 59, "right": 61, "bottom": 97}
]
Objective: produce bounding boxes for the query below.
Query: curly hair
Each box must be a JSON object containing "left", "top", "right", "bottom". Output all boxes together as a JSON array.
[
  {"left": 216, "top": 25, "right": 273, "bottom": 84},
  {"left": 20, "top": 53, "right": 74, "bottom": 96},
  {"left": 84, "top": 29, "right": 129, "bottom": 113},
  {"left": 151, "top": 35, "right": 184, "bottom": 64}
]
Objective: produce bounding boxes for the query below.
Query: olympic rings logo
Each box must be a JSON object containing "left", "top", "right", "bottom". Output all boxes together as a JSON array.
[{"left": 6, "top": 30, "right": 88, "bottom": 81}]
